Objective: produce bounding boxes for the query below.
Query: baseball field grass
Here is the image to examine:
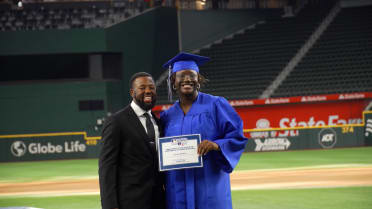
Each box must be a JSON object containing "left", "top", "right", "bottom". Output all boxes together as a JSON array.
[
  {"left": 236, "top": 146, "right": 372, "bottom": 170},
  {"left": 0, "top": 158, "right": 98, "bottom": 183},
  {"left": 1, "top": 186, "right": 371, "bottom": 209},
  {"left": 232, "top": 186, "right": 372, "bottom": 209},
  {"left": 1, "top": 147, "right": 372, "bottom": 209},
  {"left": 2, "top": 147, "right": 372, "bottom": 183},
  {"left": 0, "top": 195, "right": 100, "bottom": 209}
]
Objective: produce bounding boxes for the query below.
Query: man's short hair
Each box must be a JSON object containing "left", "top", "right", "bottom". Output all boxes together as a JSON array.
[{"left": 129, "top": 72, "right": 154, "bottom": 89}]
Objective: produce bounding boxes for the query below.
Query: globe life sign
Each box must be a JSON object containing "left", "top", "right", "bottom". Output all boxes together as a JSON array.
[
  {"left": 28, "top": 142, "right": 63, "bottom": 154},
  {"left": 11, "top": 141, "right": 27, "bottom": 157},
  {"left": 28, "top": 141, "right": 86, "bottom": 154},
  {"left": 6, "top": 136, "right": 88, "bottom": 162}
]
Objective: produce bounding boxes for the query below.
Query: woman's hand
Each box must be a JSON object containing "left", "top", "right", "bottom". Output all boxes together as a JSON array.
[{"left": 197, "top": 140, "right": 220, "bottom": 156}]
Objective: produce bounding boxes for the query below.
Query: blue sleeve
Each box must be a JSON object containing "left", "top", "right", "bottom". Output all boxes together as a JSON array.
[
  {"left": 212, "top": 97, "right": 248, "bottom": 173},
  {"left": 160, "top": 110, "right": 167, "bottom": 125}
]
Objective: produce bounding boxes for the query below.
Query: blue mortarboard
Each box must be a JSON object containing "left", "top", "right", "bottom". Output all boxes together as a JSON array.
[
  {"left": 162, "top": 52, "right": 210, "bottom": 102},
  {"left": 162, "top": 52, "right": 210, "bottom": 73}
]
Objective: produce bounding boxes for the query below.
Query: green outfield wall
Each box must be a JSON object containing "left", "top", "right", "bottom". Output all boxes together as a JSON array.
[
  {"left": 1, "top": 112, "right": 371, "bottom": 162},
  {"left": 0, "top": 81, "right": 108, "bottom": 134}
]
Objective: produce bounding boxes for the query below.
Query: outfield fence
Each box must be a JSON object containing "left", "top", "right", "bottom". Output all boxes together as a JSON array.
[
  {"left": 0, "top": 111, "right": 371, "bottom": 162},
  {"left": 243, "top": 111, "right": 372, "bottom": 152}
]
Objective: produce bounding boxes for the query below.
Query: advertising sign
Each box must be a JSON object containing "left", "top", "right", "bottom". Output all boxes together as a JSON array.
[
  {"left": 365, "top": 111, "right": 372, "bottom": 145},
  {"left": 153, "top": 93, "right": 371, "bottom": 137},
  {"left": 245, "top": 126, "right": 365, "bottom": 152},
  {"left": 237, "top": 100, "right": 368, "bottom": 139},
  {"left": 0, "top": 134, "right": 99, "bottom": 162}
]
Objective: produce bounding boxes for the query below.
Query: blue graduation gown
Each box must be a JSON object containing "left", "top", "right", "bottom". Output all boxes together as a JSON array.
[{"left": 160, "top": 92, "right": 248, "bottom": 209}]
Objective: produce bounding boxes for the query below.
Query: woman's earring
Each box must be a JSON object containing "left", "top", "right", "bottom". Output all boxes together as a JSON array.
[
  {"left": 196, "top": 84, "right": 201, "bottom": 91},
  {"left": 172, "top": 85, "right": 177, "bottom": 90}
]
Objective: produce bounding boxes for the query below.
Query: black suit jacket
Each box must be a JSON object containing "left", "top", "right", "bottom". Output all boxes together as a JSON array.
[{"left": 99, "top": 105, "right": 165, "bottom": 209}]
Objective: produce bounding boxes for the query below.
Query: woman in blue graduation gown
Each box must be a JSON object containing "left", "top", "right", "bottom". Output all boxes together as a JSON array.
[{"left": 160, "top": 52, "right": 248, "bottom": 209}]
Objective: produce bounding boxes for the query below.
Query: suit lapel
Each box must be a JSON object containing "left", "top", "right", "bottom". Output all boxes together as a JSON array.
[{"left": 127, "top": 106, "right": 148, "bottom": 138}]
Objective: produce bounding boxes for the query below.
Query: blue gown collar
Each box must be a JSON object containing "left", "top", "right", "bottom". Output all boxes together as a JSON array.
[{"left": 175, "top": 92, "right": 203, "bottom": 115}]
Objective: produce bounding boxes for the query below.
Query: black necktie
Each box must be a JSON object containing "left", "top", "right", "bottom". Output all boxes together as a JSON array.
[{"left": 144, "top": 113, "right": 155, "bottom": 142}]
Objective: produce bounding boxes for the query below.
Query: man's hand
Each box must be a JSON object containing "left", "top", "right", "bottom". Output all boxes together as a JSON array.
[{"left": 197, "top": 140, "right": 220, "bottom": 156}]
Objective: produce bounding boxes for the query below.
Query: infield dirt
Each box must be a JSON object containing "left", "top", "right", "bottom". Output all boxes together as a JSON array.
[{"left": 1, "top": 166, "right": 372, "bottom": 196}]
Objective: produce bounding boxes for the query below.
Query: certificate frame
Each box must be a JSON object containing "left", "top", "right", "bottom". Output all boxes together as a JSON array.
[{"left": 157, "top": 134, "right": 203, "bottom": 171}]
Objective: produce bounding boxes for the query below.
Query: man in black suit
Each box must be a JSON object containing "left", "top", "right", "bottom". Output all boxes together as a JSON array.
[{"left": 99, "top": 72, "right": 165, "bottom": 209}]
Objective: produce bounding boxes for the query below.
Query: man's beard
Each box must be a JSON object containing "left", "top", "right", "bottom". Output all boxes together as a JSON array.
[{"left": 134, "top": 93, "right": 156, "bottom": 111}]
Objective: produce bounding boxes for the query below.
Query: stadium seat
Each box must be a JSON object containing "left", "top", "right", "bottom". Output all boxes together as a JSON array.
[
  {"left": 272, "top": 5, "right": 372, "bottom": 97},
  {"left": 156, "top": 1, "right": 338, "bottom": 104}
]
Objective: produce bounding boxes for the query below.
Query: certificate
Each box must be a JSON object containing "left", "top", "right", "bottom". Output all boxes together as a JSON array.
[{"left": 157, "top": 134, "right": 203, "bottom": 171}]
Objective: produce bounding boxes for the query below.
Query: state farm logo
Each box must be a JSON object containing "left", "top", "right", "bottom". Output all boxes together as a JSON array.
[
  {"left": 251, "top": 115, "right": 362, "bottom": 138},
  {"left": 318, "top": 128, "right": 337, "bottom": 148},
  {"left": 338, "top": 93, "right": 365, "bottom": 100},
  {"left": 257, "top": 119, "right": 270, "bottom": 129},
  {"left": 265, "top": 98, "right": 290, "bottom": 104},
  {"left": 301, "top": 96, "right": 327, "bottom": 102},
  {"left": 11, "top": 141, "right": 27, "bottom": 157},
  {"left": 250, "top": 118, "right": 272, "bottom": 138},
  {"left": 230, "top": 100, "right": 254, "bottom": 106}
]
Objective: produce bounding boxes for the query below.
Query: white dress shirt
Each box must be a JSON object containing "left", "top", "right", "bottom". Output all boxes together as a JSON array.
[{"left": 130, "top": 101, "right": 160, "bottom": 143}]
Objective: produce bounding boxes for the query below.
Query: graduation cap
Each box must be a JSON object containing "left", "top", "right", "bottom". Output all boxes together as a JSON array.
[
  {"left": 162, "top": 52, "right": 210, "bottom": 73},
  {"left": 162, "top": 52, "right": 210, "bottom": 102}
]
